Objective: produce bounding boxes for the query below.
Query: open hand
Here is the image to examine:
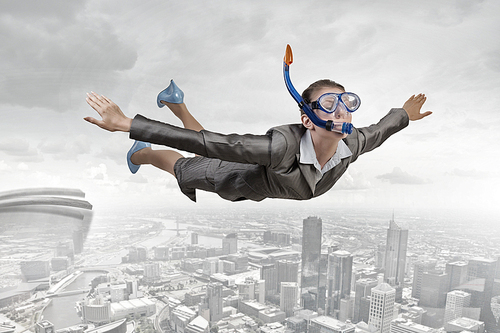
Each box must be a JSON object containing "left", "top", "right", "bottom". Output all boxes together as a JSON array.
[
  {"left": 84, "top": 92, "right": 132, "bottom": 132},
  {"left": 403, "top": 94, "right": 432, "bottom": 121}
]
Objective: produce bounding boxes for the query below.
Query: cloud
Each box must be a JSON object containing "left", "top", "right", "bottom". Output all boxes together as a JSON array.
[
  {"left": 376, "top": 167, "right": 428, "bottom": 185},
  {"left": 38, "top": 135, "right": 91, "bottom": 161},
  {"left": 448, "top": 168, "right": 489, "bottom": 179},
  {"left": 127, "top": 173, "right": 148, "bottom": 184},
  {"left": 0, "top": 137, "right": 40, "bottom": 158},
  {"left": 17, "top": 163, "right": 29, "bottom": 171},
  {"left": 0, "top": 0, "right": 137, "bottom": 112},
  {"left": 0, "top": 160, "right": 11, "bottom": 171}
]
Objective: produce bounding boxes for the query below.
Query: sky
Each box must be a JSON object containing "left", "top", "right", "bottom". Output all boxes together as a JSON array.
[{"left": 0, "top": 0, "right": 499, "bottom": 223}]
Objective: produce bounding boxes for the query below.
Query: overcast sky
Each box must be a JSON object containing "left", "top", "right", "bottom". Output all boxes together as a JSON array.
[{"left": 0, "top": 0, "right": 499, "bottom": 223}]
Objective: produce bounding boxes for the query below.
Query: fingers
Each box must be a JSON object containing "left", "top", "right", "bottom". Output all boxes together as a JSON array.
[{"left": 84, "top": 116, "right": 107, "bottom": 129}]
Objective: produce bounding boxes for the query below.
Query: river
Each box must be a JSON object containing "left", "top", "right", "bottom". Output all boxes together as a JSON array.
[{"left": 42, "top": 271, "right": 104, "bottom": 329}]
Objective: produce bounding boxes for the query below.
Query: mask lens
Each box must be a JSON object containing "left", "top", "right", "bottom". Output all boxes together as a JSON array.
[
  {"left": 318, "top": 94, "right": 338, "bottom": 112},
  {"left": 341, "top": 93, "right": 360, "bottom": 111}
]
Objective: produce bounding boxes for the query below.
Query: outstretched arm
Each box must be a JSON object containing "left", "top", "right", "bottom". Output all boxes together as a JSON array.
[
  {"left": 84, "top": 92, "right": 133, "bottom": 132},
  {"left": 403, "top": 93, "right": 432, "bottom": 121}
]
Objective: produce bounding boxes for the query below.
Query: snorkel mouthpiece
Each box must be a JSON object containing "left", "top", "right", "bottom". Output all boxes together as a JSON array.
[{"left": 283, "top": 44, "right": 353, "bottom": 135}]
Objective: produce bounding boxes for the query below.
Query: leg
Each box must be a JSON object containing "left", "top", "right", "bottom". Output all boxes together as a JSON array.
[
  {"left": 130, "top": 147, "right": 183, "bottom": 176},
  {"left": 161, "top": 101, "right": 204, "bottom": 132}
]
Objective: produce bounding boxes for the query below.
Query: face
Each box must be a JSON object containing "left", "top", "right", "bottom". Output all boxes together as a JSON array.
[{"left": 303, "top": 87, "right": 353, "bottom": 138}]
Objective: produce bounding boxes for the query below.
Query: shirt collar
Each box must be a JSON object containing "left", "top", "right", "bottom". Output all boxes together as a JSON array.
[{"left": 299, "top": 129, "right": 352, "bottom": 175}]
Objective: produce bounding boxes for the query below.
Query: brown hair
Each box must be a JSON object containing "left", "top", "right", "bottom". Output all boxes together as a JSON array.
[{"left": 300, "top": 79, "right": 345, "bottom": 115}]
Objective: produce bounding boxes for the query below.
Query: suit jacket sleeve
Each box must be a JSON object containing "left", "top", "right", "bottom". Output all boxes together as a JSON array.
[
  {"left": 129, "top": 114, "right": 287, "bottom": 167},
  {"left": 347, "top": 108, "right": 409, "bottom": 162}
]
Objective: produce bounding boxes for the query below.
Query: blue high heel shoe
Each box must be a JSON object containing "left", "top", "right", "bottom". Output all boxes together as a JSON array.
[
  {"left": 127, "top": 141, "right": 151, "bottom": 174},
  {"left": 157, "top": 79, "right": 184, "bottom": 108}
]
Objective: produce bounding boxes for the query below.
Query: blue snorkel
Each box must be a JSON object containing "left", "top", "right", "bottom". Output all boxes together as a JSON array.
[{"left": 283, "top": 44, "right": 353, "bottom": 135}]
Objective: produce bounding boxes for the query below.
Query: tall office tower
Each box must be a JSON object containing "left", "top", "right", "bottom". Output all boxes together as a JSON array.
[
  {"left": 325, "top": 250, "right": 353, "bottom": 319},
  {"left": 281, "top": 282, "right": 299, "bottom": 317},
  {"left": 301, "top": 216, "right": 322, "bottom": 311},
  {"left": 446, "top": 261, "right": 468, "bottom": 290},
  {"left": 56, "top": 241, "right": 74, "bottom": 260},
  {"left": 201, "top": 283, "right": 224, "bottom": 322},
  {"left": 444, "top": 290, "right": 471, "bottom": 324},
  {"left": 466, "top": 257, "right": 499, "bottom": 333},
  {"left": 375, "top": 244, "right": 386, "bottom": 269},
  {"left": 237, "top": 277, "right": 265, "bottom": 304},
  {"left": 191, "top": 232, "right": 199, "bottom": 245},
  {"left": 277, "top": 260, "right": 299, "bottom": 292},
  {"left": 73, "top": 229, "right": 84, "bottom": 254},
  {"left": 411, "top": 259, "right": 437, "bottom": 299},
  {"left": 383, "top": 218, "right": 408, "bottom": 303},
  {"left": 354, "top": 278, "right": 378, "bottom": 323},
  {"left": 419, "top": 270, "right": 449, "bottom": 308},
  {"left": 222, "top": 233, "right": 237, "bottom": 255},
  {"left": 261, "top": 263, "right": 278, "bottom": 298},
  {"left": 368, "top": 283, "right": 396, "bottom": 333},
  {"left": 143, "top": 262, "right": 161, "bottom": 283}
]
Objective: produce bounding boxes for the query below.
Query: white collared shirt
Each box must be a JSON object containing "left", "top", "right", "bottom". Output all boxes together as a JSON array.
[{"left": 299, "top": 129, "right": 353, "bottom": 183}]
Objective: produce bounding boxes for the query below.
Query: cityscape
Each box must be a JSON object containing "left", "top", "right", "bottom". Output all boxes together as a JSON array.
[{"left": 0, "top": 188, "right": 499, "bottom": 333}]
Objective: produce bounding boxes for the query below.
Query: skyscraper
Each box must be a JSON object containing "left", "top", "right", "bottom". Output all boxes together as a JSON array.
[
  {"left": 466, "top": 257, "right": 499, "bottom": 333},
  {"left": 411, "top": 259, "right": 437, "bottom": 299},
  {"left": 419, "top": 270, "right": 449, "bottom": 308},
  {"left": 446, "top": 261, "right": 468, "bottom": 290},
  {"left": 383, "top": 217, "right": 408, "bottom": 303},
  {"left": 301, "top": 216, "right": 322, "bottom": 311},
  {"left": 280, "top": 282, "right": 299, "bottom": 317},
  {"left": 354, "top": 278, "right": 378, "bottom": 323},
  {"left": 261, "top": 264, "right": 278, "bottom": 298},
  {"left": 202, "top": 283, "right": 223, "bottom": 322},
  {"left": 222, "top": 233, "right": 237, "bottom": 255},
  {"left": 444, "top": 290, "right": 471, "bottom": 324},
  {"left": 325, "top": 250, "right": 353, "bottom": 319},
  {"left": 277, "top": 260, "right": 299, "bottom": 292},
  {"left": 368, "top": 283, "right": 396, "bottom": 333}
]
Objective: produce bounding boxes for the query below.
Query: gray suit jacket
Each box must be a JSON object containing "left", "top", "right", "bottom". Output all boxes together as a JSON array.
[{"left": 129, "top": 108, "right": 409, "bottom": 202}]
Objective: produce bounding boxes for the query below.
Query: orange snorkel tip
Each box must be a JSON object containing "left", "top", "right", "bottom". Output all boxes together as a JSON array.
[{"left": 284, "top": 44, "right": 293, "bottom": 65}]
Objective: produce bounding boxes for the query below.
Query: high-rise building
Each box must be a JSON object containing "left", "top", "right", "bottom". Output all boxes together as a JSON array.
[
  {"left": 143, "top": 262, "right": 161, "bottom": 283},
  {"left": 261, "top": 264, "right": 278, "bottom": 298},
  {"left": 73, "top": 229, "right": 84, "bottom": 254},
  {"left": 222, "top": 233, "right": 237, "bottom": 255},
  {"left": 444, "top": 290, "right": 471, "bottom": 324},
  {"left": 280, "top": 282, "right": 299, "bottom": 317},
  {"left": 237, "top": 277, "right": 265, "bottom": 304},
  {"left": 325, "top": 250, "right": 353, "bottom": 319},
  {"left": 368, "top": 283, "right": 396, "bottom": 333},
  {"left": 301, "top": 216, "right": 322, "bottom": 311},
  {"left": 383, "top": 217, "right": 408, "bottom": 303},
  {"left": 191, "top": 232, "right": 198, "bottom": 245},
  {"left": 465, "top": 257, "right": 499, "bottom": 333},
  {"left": 412, "top": 259, "right": 437, "bottom": 299},
  {"left": 202, "top": 283, "right": 223, "bottom": 322},
  {"left": 354, "top": 278, "right": 378, "bottom": 323},
  {"left": 419, "top": 270, "right": 449, "bottom": 308},
  {"left": 276, "top": 260, "right": 299, "bottom": 292},
  {"left": 446, "top": 261, "right": 468, "bottom": 290}
]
